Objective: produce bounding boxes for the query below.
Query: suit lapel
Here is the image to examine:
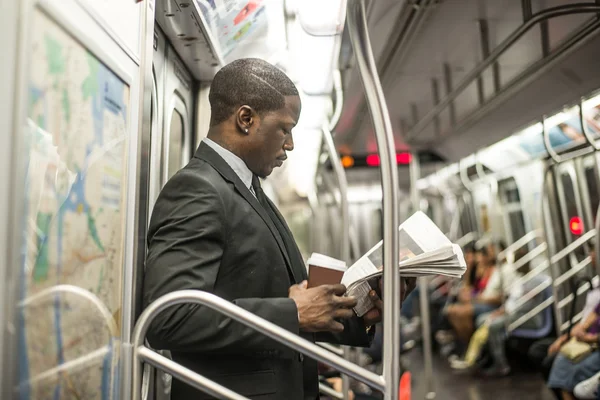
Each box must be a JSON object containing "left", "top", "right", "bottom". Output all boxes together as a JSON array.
[{"left": 194, "top": 143, "right": 296, "bottom": 281}]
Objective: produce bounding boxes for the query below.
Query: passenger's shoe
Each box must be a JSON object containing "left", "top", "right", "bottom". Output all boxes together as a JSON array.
[
  {"left": 435, "top": 330, "right": 455, "bottom": 345},
  {"left": 449, "top": 358, "right": 476, "bottom": 373},
  {"left": 480, "top": 364, "right": 511, "bottom": 378},
  {"left": 574, "top": 371, "right": 600, "bottom": 399}
]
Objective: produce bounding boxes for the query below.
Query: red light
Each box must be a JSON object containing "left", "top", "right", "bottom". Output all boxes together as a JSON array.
[
  {"left": 397, "top": 153, "right": 412, "bottom": 164},
  {"left": 570, "top": 216, "right": 583, "bottom": 235},
  {"left": 366, "top": 154, "right": 380, "bottom": 166}
]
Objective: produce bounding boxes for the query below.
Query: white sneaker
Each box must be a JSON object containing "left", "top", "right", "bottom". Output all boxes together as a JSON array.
[{"left": 574, "top": 371, "right": 600, "bottom": 399}]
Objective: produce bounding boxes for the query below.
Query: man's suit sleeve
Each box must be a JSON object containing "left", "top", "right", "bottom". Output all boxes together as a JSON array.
[{"left": 143, "top": 174, "right": 299, "bottom": 354}]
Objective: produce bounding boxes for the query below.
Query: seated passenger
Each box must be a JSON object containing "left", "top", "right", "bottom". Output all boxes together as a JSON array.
[
  {"left": 450, "top": 250, "right": 546, "bottom": 376},
  {"left": 530, "top": 245, "right": 599, "bottom": 400},
  {"left": 445, "top": 241, "right": 506, "bottom": 344},
  {"left": 547, "top": 302, "right": 600, "bottom": 400}
]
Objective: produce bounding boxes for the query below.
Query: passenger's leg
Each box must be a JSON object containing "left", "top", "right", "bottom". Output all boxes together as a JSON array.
[
  {"left": 481, "top": 316, "right": 511, "bottom": 376},
  {"left": 447, "top": 303, "right": 474, "bottom": 343},
  {"left": 400, "top": 285, "right": 419, "bottom": 320}
]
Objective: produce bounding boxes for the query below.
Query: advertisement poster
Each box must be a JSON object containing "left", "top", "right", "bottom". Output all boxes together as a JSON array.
[{"left": 196, "top": 0, "right": 268, "bottom": 58}]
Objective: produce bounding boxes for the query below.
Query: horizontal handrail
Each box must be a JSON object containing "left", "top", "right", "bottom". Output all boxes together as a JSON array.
[
  {"left": 498, "top": 229, "right": 544, "bottom": 261},
  {"left": 138, "top": 346, "right": 247, "bottom": 400},
  {"left": 557, "top": 276, "right": 599, "bottom": 310},
  {"left": 507, "top": 297, "right": 554, "bottom": 332},
  {"left": 551, "top": 230, "right": 596, "bottom": 265},
  {"left": 508, "top": 260, "right": 550, "bottom": 291},
  {"left": 455, "top": 231, "right": 477, "bottom": 247},
  {"left": 554, "top": 257, "right": 591, "bottom": 287},
  {"left": 561, "top": 311, "right": 585, "bottom": 332},
  {"left": 507, "top": 243, "right": 548, "bottom": 275},
  {"left": 131, "top": 290, "right": 385, "bottom": 400},
  {"left": 320, "top": 383, "right": 345, "bottom": 399},
  {"left": 317, "top": 342, "right": 345, "bottom": 356},
  {"left": 19, "top": 284, "right": 119, "bottom": 337},
  {"left": 510, "top": 280, "right": 552, "bottom": 314}
]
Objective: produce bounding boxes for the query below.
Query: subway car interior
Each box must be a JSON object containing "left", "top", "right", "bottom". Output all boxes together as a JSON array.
[{"left": 4, "top": 0, "right": 600, "bottom": 399}]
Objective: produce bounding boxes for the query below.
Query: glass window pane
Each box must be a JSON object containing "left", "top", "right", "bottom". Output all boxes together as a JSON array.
[
  {"left": 509, "top": 211, "right": 526, "bottom": 243},
  {"left": 584, "top": 166, "right": 600, "bottom": 221},
  {"left": 167, "top": 109, "right": 184, "bottom": 179}
]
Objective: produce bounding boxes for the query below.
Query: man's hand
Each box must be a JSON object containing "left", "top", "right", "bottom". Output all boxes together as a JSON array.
[
  {"left": 362, "top": 277, "right": 418, "bottom": 326},
  {"left": 289, "top": 281, "right": 357, "bottom": 333}
]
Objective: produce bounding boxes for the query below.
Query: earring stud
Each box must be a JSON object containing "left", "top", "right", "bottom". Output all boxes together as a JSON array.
[{"left": 245, "top": 128, "right": 249, "bottom": 133}]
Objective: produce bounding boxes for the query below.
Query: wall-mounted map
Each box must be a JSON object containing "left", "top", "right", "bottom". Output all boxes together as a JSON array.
[{"left": 19, "top": 8, "right": 129, "bottom": 400}]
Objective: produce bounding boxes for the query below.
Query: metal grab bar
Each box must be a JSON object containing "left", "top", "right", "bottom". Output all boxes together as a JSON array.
[
  {"left": 317, "top": 342, "right": 345, "bottom": 357},
  {"left": 405, "top": 2, "right": 600, "bottom": 142},
  {"left": 554, "top": 257, "right": 591, "bottom": 288},
  {"left": 512, "top": 242, "right": 547, "bottom": 271},
  {"left": 131, "top": 290, "right": 385, "bottom": 400},
  {"left": 550, "top": 229, "right": 596, "bottom": 265},
  {"left": 137, "top": 346, "right": 247, "bottom": 400},
  {"left": 510, "top": 260, "right": 550, "bottom": 291},
  {"left": 347, "top": 1, "right": 400, "bottom": 399},
  {"left": 508, "top": 297, "right": 554, "bottom": 332},
  {"left": 320, "top": 383, "right": 345, "bottom": 400},
  {"left": 498, "top": 229, "right": 544, "bottom": 261},
  {"left": 456, "top": 231, "right": 478, "bottom": 247},
  {"left": 558, "top": 276, "right": 600, "bottom": 332},
  {"left": 543, "top": 114, "right": 596, "bottom": 163},
  {"left": 329, "top": 70, "right": 344, "bottom": 132},
  {"left": 510, "top": 280, "right": 552, "bottom": 315},
  {"left": 557, "top": 275, "right": 599, "bottom": 311},
  {"left": 579, "top": 101, "right": 600, "bottom": 151}
]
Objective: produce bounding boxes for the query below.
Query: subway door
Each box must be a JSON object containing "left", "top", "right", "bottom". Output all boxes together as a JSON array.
[{"left": 162, "top": 43, "right": 194, "bottom": 185}]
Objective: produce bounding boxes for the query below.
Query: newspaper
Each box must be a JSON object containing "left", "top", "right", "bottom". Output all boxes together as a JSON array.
[{"left": 341, "top": 211, "right": 467, "bottom": 316}]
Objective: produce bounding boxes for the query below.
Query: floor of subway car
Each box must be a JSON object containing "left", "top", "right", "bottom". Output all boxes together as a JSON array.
[{"left": 404, "top": 348, "right": 556, "bottom": 400}]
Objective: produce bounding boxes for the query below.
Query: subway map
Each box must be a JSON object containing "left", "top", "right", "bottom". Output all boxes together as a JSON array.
[{"left": 19, "top": 9, "right": 129, "bottom": 400}]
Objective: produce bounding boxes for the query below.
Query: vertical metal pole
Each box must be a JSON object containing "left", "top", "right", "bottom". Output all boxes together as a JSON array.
[
  {"left": 347, "top": 1, "right": 400, "bottom": 399},
  {"left": 443, "top": 63, "right": 457, "bottom": 127},
  {"left": 322, "top": 124, "right": 352, "bottom": 400},
  {"left": 123, "top": 1, "right": 156, "bottom": 399},
  {"left": 411, "top": 154, "right": 435, "bottom": 399}
]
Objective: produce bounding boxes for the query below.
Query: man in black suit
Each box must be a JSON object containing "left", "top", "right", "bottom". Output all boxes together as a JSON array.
[{"left": 143, "top": 58, "right": 405, "bottom": 399}]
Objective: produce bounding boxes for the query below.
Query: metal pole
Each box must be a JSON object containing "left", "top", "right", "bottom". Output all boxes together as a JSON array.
[
  {"left": 131, "top": 291, "right": 386, "bottom": 400},
  {"left": 322, "top": 123, "right": 352, "bottom": 399},
  {"left": 122, "top": 1, "right": 156, "bottom": 399},
  {"left": 346, "top": 1, "right": 400, "bottom": 398},
  {"left": 411, "top": 153, "right": 435, "bottom": 399}
]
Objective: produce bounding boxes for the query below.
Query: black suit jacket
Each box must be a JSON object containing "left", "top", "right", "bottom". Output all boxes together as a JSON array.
[{"left": 143, "top": 143, "right": 372, "bottom": 400}]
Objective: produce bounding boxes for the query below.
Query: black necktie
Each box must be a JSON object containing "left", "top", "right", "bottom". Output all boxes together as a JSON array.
[{"left": 252, "top": 175, "right": 303, "bottom": 282}]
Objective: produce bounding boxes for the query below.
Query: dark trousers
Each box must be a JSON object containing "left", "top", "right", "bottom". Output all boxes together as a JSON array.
[{"left": 528, "top": 337, "right": 562, "bottom": 400}]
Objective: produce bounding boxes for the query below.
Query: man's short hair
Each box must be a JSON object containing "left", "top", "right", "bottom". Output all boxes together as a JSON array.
[{"left": 208, "top": 58, "right": 299, "bottom": 126}]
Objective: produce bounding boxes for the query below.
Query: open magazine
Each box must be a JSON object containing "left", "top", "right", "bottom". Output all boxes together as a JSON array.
[{"left": 338, "top": 211, "right": 467, "bottom": 316}]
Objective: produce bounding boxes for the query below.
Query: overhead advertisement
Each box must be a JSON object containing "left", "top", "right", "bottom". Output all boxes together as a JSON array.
[{"left": 196, "top": 0, "right": 268, "bottom": 59}]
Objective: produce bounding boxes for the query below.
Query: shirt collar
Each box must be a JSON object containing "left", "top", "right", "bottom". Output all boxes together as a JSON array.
[{"left": 203, "top": 138, "right": 253, "bottom": 190}]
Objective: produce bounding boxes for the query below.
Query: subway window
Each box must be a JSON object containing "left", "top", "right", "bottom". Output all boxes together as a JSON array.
[
  {"left": 499, "top": 178, "right": 526, "bottom": 243},
  {"left": 167, "top": 109, "right": 185, "bottom": 180},
  {"left": 584, "top": 163, "right": 600, "bottom": 221}
]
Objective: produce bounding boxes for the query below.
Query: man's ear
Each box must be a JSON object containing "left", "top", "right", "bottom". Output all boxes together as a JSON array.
[{"left": 236, "top": 105, "right": 255, "bottom": 134}]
